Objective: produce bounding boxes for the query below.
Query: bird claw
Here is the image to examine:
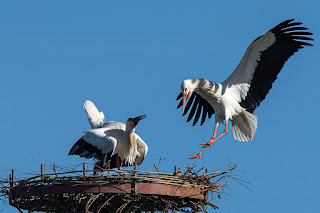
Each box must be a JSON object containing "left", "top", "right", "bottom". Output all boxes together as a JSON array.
[
  {"left": 200, "top": 141, "right": 215, "bottom": 148},
  {"left": 206, "top": 138, "right": 216, "bottom": 147},
  {"left": 200, "top": 142, "right": 211, "bottom": 148}
]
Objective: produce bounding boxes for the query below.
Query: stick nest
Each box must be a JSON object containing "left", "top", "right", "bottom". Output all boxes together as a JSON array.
[{"left": 1, "top": 164, "right": 236, "bottom": 213}]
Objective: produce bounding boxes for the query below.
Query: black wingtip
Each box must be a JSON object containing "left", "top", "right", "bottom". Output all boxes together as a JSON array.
[
  {"left": 176, "top": 93, "right": 182, "bottom": 101},
  {"left": 177, "top": 92, "right": 183, "bottom": 109},
  {"left": 271, "top": 19, "right": 314, "bottom": 47},
  {"left": 271, "top": 19, "right": 298, "bottom": 32}
]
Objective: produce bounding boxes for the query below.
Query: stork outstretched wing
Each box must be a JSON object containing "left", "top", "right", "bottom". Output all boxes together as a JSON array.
[{"left": 223, "top": 19, "right": 313, "bottom": 112}]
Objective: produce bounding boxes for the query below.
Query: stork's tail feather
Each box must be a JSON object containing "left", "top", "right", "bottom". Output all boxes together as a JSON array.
[
  {"left": 83, "top": 100, "right": 105, "bottom": 128},
  {"left": 232, "top": 111, "right": 258, "bottom": 142}
]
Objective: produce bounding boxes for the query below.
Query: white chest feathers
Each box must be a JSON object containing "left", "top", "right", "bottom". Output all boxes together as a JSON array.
[{"left": 114, "top": 132, "right": 141, "bottom": 165}]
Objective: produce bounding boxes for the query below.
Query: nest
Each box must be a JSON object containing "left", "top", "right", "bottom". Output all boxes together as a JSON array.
[{"left": 1, "top": 164, "right": 236, "bottom": 213}]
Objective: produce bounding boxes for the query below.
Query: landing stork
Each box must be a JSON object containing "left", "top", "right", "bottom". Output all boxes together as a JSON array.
[
  {"left": 177, "top": 19, "right": 313, "bottom": 159},
  {"left": 69, "top": 100, "right": 148, "bottom": 170}
]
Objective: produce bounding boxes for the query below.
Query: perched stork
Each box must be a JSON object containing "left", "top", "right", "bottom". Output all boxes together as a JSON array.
[
  {"left": 69, "top": 100, "right": 148, "bottom": 170},
  {"left": 177, "top": 19, "right": 313, "bottom": 159}
]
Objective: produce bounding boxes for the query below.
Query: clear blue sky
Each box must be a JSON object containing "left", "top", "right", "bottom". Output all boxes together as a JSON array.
[{"left": 0, "top": 1, "right": 318, "bottom": 212}]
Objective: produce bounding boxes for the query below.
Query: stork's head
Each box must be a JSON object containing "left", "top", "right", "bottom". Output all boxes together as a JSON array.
[
  {"left": 180, "top": 80, "right": 195, "bottom": 114},
  {"left": 126, "top": 115, "right": 147, "bottom": 129}
]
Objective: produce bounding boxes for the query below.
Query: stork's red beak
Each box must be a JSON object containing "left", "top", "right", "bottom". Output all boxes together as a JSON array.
[
  {"left": 182, "top": 94, "right": 187, "bottom": 114},
  {"left": 133, "top": 115, "right": 147, "bottom": 123},
  {"left": 182, "top": 92, "right": 191, "bottom": 114}
]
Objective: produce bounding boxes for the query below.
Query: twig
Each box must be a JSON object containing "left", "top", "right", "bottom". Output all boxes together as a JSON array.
[
  {"left": 53, "top": 163, "right": 58, "bottom": 178},
  {"left": 14, "top": 206, "right": 23, "bottom": 213},
  {"left": 97, "top": 195, "right": 114, "bottom": 213},
  {"left": 116, "top": 201, "right": 130, "bottom": 213},
  {"left": 153, "top": 156, "right": 167, "bottom": 172},
  {"left": 85, "top": 193, "right": 102, "bottom": 212}
]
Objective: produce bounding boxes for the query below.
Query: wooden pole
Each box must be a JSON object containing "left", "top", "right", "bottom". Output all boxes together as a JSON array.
[
  {"left": 174, "top": 166, "right": 177, "bottom": 175},
  {"left": 11, "top": 169, "right": 14, "bottom": 187},
  {"left": 131, "top": 162, "right": 137, "bottom": 195},
  {"left": 204, "top": 168, "right": 209, "bottom": 200},
  {"left": 83, "top": 163, "right": 86, "bottom": 178},
  {"left": 9, "top": 174, "right": 12, "bottom": 189},
  {"left": 108, "top": 162, "right": 111, "bottom": 175},
  {"left": 40, "top": 164, "right": 43, "bottom": 178}
]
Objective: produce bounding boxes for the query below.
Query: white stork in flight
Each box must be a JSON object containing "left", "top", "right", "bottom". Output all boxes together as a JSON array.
[
  {"left": 69, "top": 100, "right": 148, "bottom": 171},
  {"left": 177, "top": 19, "right": 313, "bottom": 159}
]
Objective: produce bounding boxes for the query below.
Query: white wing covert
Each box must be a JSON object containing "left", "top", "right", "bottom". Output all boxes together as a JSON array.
[
  {"left": 222, "top": 31, "right": 276, "bottom": 101},
  {"left": 101, "top": 121, "right": 126, "bottom": 131},
  {"left": 82, "top": 129, "right": 117, "bottom": 155}
]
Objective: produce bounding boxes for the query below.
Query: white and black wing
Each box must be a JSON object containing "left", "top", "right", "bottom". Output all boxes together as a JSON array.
[
  {"left": 69, "top": 128, "right": 117, "bottom": 164},
  {"left": 83, "top": 100, "right": 105, "bottom": 128},
  {"left": 223, "top": 19, "right": 313, "bottom": 112},
  {"left": 176, "top": 92, "right": 215, "bottom": 126}
]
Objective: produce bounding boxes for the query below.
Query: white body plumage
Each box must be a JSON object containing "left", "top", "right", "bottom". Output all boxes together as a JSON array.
[
  {"left": 177, "top": 19, "right": 313, "bottom": 158},
  {"left": 69, "top": 100, "right": 148, "bottom": 169},
  {"left": 182, "top": 78, "right": 257, "bottom": 141}
]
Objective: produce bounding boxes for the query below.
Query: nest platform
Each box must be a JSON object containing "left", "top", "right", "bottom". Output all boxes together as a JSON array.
[{"left": 2, "top": 165, "right": 236, "bottom": 212}]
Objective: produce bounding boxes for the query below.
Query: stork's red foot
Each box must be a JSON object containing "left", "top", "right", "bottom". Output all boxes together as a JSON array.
[
  {"left": 189, "top": 153, "right": 202, "bottom": 159},
  {"left": 190, "top": 139, "right": 217, "bottom": 159},
  {"left": 189, "top": 147, "right": 207, "bottom": 159}
]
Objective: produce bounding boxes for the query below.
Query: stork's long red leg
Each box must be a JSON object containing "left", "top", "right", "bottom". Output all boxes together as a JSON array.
[
  {"left": 189, "top": 123, "right": 219, "bottom": 159},
  {"left": 108, "top": 162, "right": 111, "bottom": 175},
  {"left": 205, "top": 121, "right": 228, "bottom": 147},
  {"left": 116, "top": 154, "right": 120, "bottom": 170},
  {"left": 189, "top": 121, "right": 228, "bottom": 159},
  {"left": 198, "top": 122, "right": 219, "bottom": 147}
]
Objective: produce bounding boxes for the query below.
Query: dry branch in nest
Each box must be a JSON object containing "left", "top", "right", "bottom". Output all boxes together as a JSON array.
[{"left": 1, "top": 163, "right": 237, "bottom": 213}]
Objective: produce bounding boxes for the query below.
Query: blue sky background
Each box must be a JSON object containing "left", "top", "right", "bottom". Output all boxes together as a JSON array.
[{"left": 0, "top": 1, "right": 319, "bottom": 212}]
